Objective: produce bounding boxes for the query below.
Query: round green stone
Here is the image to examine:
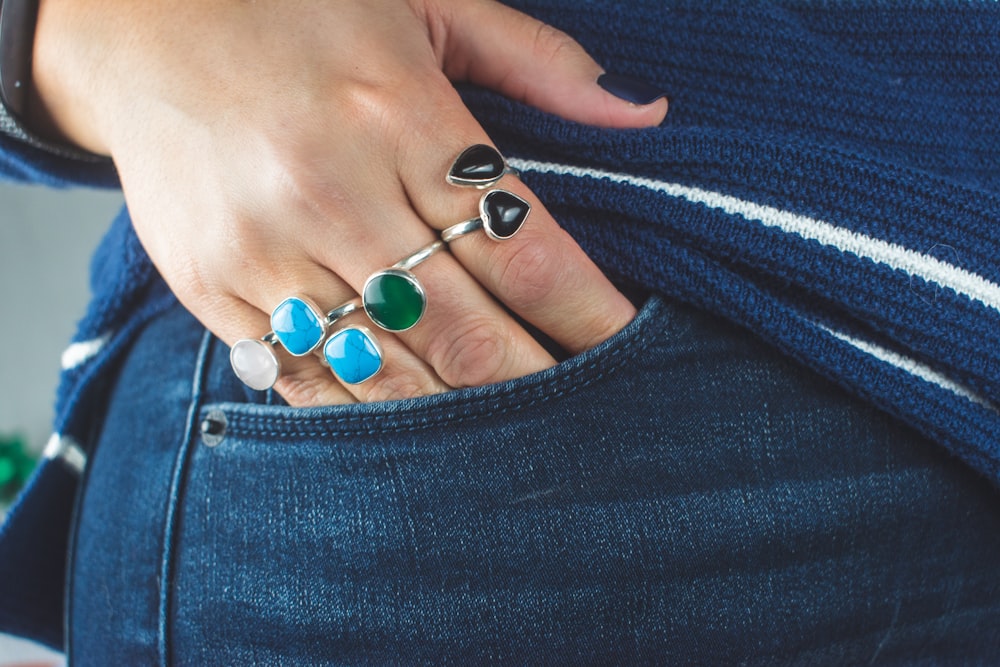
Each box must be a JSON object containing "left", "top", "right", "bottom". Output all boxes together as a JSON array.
[{"left": 363, "top": 269, "right": 426, "bottom": 331}]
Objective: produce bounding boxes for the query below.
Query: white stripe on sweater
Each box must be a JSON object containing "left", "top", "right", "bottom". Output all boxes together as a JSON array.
[
  {"left": 61, "top": 333, "right": 110, "bottom": 371},
  {"left": 509, "top": 158, "right": 1000, "bottom": 313},
  {"left": 43, "top": 433, "right": 87, "bottom": 474},
  {"left": 819, "top": 325, "right": 994, "bottom": 411}
]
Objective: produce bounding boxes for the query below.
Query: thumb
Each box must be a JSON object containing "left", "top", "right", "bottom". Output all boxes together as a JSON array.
[{"left": 436, "top": 0, "right": 668, "bottom": 128}]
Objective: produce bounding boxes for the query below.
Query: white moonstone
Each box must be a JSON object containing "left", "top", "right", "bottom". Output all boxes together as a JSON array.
[{"left": 230, "top": 339, "right": 280, "bottom": 391}]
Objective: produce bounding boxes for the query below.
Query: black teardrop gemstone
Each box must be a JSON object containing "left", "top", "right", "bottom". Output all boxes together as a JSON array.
[
  {"left": 481, "top": 190, "right": 530, "bottom": 240},
  {"left": 448, "top": 144, "right": 506, "bottom": 187}
]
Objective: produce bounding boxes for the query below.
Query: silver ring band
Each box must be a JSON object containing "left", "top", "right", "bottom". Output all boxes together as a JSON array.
[
  {"left": 393, "top": 239, "right": 445, "bottom": 271},
  {"left": 324, "top": 298, "right": 360, "bottom": 326},
  {"left": 441, "top": 217, "right": 483, "bottom": 243}
]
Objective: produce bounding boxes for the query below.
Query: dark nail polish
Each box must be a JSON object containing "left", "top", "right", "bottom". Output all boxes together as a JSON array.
[{"left": 597, "top": 73, "right": 666, "bottom": 106}]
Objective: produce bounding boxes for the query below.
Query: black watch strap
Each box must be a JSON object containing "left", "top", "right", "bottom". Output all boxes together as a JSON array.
[
  {"left": 0, "top": 0, "right": 104, "bottom": 160},
  {"left": 0, "top": 0, "right": 36, "bottom": 120}
]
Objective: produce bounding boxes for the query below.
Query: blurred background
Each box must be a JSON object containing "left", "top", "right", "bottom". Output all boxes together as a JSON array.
[{"left": 0, "top": 182, "right": 123, "bottom": 665}]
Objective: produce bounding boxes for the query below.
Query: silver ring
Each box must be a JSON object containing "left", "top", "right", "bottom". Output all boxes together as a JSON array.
[
  {"left": 363, "top": 240, "right": 444, "bottom": 332},
  {"left": 393, "top": 240, "right": 445, "bottom": 271},
  {"left": 231, "top": 297, "right": 362, "bottom": 391},
  {"left": 441, "top": 189, "right": 531, "bottom": 243},
  {"left": 441, "top": 217, "right": 483, "bottom": 243},
  {"left": 324, "top": 299, "right": 361, "bottom": 326},
  {"left": 230, "top": 336, "right": 282, "bottom": 392},
  {"left": 446, "top": 144, "right": 518, "bottom": 189},
  {"left": 323, "top": 325, "right": 385, "bottom": 385}
]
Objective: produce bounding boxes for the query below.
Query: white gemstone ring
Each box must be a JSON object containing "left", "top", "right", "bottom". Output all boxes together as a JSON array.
[{"left": 230, "top": 298, "right": 363, "bottom": 391}]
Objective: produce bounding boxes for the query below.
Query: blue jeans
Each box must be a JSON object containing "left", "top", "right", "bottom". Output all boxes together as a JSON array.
[{"left": 66, "top": 295, "right": 1000, "bottom": 665}]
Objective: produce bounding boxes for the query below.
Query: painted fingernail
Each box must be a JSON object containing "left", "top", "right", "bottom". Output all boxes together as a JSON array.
[{"left": 597, "top": 73, "right": 666, "bottom": 105}]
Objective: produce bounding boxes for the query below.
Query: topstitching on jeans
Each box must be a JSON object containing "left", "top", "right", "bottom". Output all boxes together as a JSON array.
[{"left": 207, "top": 297, "right": 670, "bottom": 438}]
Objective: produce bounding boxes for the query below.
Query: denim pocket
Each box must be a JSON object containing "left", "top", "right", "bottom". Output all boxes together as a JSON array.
[
  {"left": 170, "top": 297, "right": 682, "bottom": 665},
  {"left": 200, "top": 294, "right": 666, "bottom": 440},
  {"left": 165, "top": 291, "right": 1000, "bottom": 665}
]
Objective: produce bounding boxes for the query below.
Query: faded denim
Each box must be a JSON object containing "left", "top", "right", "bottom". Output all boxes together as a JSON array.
[{"left": 66, "top": 295, "right": 1000, "bottom": 665}]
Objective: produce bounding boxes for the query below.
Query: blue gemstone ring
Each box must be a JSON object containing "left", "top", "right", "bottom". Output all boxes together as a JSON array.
[
  {"left": 324, "top": 326, "right": 384, "bottom": 385},
  {"left": 271, "top": 295, "right": 331, "bottom": 357},
  {"left": 230, "top": 297, "right": 363, "bottom": 390},
  {"left": 441, "top": 189, "right": 531, "bottom": 243}
]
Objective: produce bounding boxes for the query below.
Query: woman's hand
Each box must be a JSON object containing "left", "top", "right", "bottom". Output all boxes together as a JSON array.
[{"left": 29, "top": 0, "right": 667, "bottom": 406}]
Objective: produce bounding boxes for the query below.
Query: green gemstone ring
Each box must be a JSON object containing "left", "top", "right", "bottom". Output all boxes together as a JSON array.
[{"left": 362, "top": 240, "right": 444, "bottom": 332}]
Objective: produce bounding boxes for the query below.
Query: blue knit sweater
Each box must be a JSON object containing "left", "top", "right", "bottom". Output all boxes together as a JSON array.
[{"left": 2, "top": 0, "right": 999, "bottom": 648}]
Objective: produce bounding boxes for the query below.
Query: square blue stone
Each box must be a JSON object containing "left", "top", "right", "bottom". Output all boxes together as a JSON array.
[
  {"left": 324, "top": 327, "right": 383, "bottom": 384},
  {"left": 271, "top": 297, "right": 326, "bottom": 356}
]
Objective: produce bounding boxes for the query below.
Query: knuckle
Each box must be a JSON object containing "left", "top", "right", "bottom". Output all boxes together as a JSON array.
[
  {"left": 427, "top": 315, "right": 510, "bottom": 387},
  {"left": 363, "top": 371, "right": 441, "bottom": 403},
  {"left": 494, "top": 238, "right": 562, "bottom": 306},
  {"left": 531, "top": 23, "right": 578, "bottom": 67},
  {"left": 274, "top": 371, "right": 336, "bottom": 408},
  {"left": 339, "top": 78, "right": 405, "bottom": 132}
]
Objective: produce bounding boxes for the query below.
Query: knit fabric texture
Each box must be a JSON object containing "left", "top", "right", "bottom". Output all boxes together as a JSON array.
[{"left": 1, "top": 0, "right": 999, "bottom": 647}]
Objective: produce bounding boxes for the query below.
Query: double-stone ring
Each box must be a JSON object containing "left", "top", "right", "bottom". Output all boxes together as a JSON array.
[
  {"left": 230, "top": 298, "right": 366, "bottom": 391},
  {"left": 231, "top": 143, "right": 526, "bottom": 392},
  {"left": 441, "top": 189, "right": 532, "bottom": 243}
]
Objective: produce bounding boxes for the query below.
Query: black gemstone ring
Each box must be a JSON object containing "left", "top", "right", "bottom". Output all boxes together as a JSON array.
[
  {"left": 442, "top": 189, "right": 531, "bottom": 243},
  {"left": 447, "top": 144, "right": 518, "bottom": 189}
]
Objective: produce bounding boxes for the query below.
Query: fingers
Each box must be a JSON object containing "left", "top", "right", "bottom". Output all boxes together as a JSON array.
[
  {"left": 433, "top": 0, "right": 668, "bottom": 128},
  {"left": 210, "top": 254, "right": 452, "bottom": 406},
  {"left": 398, "top": 89, "right": 637, "bottom": 356},
  {"left": 310, "top": 180, "right": 559, "bottom": 388},
  {"left": 109, "top": 0, "right": 645, "bottom": 409},
  {"left": 216, "top": 178, "right": 557, "bottom": 403}
]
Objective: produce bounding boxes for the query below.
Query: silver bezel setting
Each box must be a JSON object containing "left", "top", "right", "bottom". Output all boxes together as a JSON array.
[
  {"left": 479, "top": 189, "right": 531, "bottom": 241},
  {"left": 270, "top": 294, "right": 329, "bottom": 356},
  {"left": 230, "top": 337, "right": 281, "bottom": 391},
  {"left": 362, "top": 268, "right": 428, "bottom": 332},
  {"left": 324, "top": 325, "right": 385, "bottom": 385}
]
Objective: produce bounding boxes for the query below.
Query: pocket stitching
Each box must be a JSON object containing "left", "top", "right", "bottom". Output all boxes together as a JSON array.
[{"left": 219, "top": 298, "right": 669, "bottom": 437}]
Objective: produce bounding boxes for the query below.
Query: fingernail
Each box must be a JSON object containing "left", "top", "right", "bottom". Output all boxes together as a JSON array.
[{"left": 597, "top": 73, "right": 666, "bottom": 106}]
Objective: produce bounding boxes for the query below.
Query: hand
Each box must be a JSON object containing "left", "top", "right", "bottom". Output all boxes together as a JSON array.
[{"left": 29, "top": 0, "right": 667, "bottom": 406}]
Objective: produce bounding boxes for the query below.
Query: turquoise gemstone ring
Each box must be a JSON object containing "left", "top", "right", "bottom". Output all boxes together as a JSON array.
[
  {"left": 324, "top": 326, "right": 384, "bottom": 385},
  {"left": 230, "top": 298, "right": 364, "bottom": 390},
  {"left": 271, "top": 295, "right": 330, "bottom": 356}
]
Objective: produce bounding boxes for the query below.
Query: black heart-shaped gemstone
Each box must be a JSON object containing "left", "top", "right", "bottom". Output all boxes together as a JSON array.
[
  {"left": 481, "top": 190, "right": 530, "bottom": 240},
  {"left": 448, "top": 144, "right": 506, "bottom": 187}
]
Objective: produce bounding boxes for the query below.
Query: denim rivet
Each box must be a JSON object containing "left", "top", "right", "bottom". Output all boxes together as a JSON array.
[{"left": 200, "top": 409, "right": 227, "bottom": 447}]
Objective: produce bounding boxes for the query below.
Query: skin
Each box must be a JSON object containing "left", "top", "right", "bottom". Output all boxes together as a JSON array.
[{"left": 29, "top": 0, "right": 667, "bottom": 407}]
